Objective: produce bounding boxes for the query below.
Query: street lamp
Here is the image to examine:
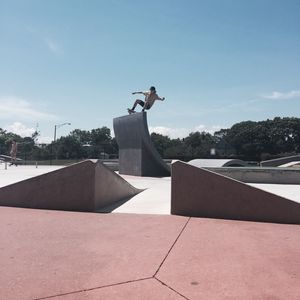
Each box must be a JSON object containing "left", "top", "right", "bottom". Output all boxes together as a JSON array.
[
  {"left": 51, "top": 122, "right": 71, "bottom": 163},
  {"left": 54, "top": 122, "right": 71, "bottom": 142}
]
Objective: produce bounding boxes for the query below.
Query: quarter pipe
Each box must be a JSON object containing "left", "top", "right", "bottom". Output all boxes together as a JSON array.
[{"left": 113, "top": 112, "right": 170, "bottom": 177}]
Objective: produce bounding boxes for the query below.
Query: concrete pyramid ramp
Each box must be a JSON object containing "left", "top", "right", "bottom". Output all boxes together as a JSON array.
[
  {"left": 171, "top": 161, "right": 300, "bottom": 224},
  {"left": 113, "top": 112, "right": 170, "bottom": 177},
  {"left": 0, "top": 160, "right": 141, "bottom": 212}
]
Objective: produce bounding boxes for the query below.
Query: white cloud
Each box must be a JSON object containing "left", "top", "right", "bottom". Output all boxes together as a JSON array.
[
  {"left": 43, "top": 37, "right": 63, "bottom": 54},
  {"left": 149, "top": 124, "right": 223, "bottom": 139},
  {"left": 261, "top": 90, "right": 300, "bottom": 100},
  {"left": 149, "top": 126, "right": 190, "bottom": 138},
  {"left": 0, "top": 96, "right": 57, "bottom": 121},
  {"left": 3, "top": 122, "right": 52, "bottom": 144},
  {"left": 4, "top": 122, "right": 35, "bottom": 137}
]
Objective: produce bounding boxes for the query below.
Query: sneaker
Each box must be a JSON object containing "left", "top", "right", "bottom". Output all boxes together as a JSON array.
[{"left": 127, "top": 108, "right": 135, "bottom": 114}]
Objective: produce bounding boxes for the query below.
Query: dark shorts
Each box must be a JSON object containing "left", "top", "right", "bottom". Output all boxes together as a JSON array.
[{"left": 139, "top": 100, "right": 150, "bottom": 110}]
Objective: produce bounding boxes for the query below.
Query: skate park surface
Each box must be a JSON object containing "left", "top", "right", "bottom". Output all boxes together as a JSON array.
[
  {"left": 1, "top": 164, "right": 300, "bottom": 213},
  {"left": 0, "top": 164, "right": 300, "bottom": 299}
]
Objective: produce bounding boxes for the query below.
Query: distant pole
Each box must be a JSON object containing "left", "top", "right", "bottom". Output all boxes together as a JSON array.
[
  {"left": 53, "top": 122, "right": 71, "bottom": 161},
  {"left": 54, "top": 125, "right": 57, "bottom": 142}
]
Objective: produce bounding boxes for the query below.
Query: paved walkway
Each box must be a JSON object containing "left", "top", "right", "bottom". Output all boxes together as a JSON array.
[{"left": 0, "top": 207, "right": 299, "bottom": 300}]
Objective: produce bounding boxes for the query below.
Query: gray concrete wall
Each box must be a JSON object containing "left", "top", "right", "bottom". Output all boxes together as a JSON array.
[
  {"left": 0, "top": 160, "right": 140, "bottom": 212},
  {"left": 171, "top": 161, "right": 300, "bottom": 224}
]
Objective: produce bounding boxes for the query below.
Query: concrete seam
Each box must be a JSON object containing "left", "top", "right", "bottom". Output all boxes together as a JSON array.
[
  {"left": 154, "top": 277, "right": 190, "bottom": 300},
  {"left": 153, "top": 217, "right": 191, "bottom": 277},
  {"left": 33, "top": 276, "right": 153, "bottom": 300}
]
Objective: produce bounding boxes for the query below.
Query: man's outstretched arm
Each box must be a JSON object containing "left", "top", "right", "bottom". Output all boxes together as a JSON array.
[{"left": 132, "top": 91, "right": 145, "bottom": 95}]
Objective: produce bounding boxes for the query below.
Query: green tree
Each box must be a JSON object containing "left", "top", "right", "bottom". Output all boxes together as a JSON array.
[
  {"left": 150, "top": 133, "right": 172, "bottom": 157},
  {"left": 55, "top": 136, "right": 83, "bottom": 159},
  {"left": 183, "top": 131, "right": 215, "bottom": 158}
]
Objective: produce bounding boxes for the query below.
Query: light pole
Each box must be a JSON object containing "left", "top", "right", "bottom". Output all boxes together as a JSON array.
[
  {"left": 54, "top": 122, "right": 71, "bottom": 142},
  {"left": 51, "top": 122, "right": 71, "bottom": 163}
]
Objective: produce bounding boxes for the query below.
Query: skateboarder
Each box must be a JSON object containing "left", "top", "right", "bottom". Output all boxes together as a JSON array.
[
  {"left": 9, "top": 140, "right": 18, "bottom": 166},
  {"left": 127, "top": 86, "right": 165, "bottom": 114}
]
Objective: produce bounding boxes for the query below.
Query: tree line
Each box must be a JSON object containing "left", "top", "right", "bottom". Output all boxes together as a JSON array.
[{"left": 0, "top": 117, "right": 299, "bottom": 163}]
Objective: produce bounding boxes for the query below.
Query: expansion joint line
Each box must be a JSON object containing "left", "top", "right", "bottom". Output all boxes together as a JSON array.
[
  {"left": 154, "top": 216, "right": 191, "bottom": 277},
  {"left": 155, "top": 277, "right": 190, "bottom": 300},
  {"left": 34, "top": 277, "right": 153, "bottom": 300},
  {"left": 152, "top": 217, "right": 191, "bottom": 300},
  {"left": 35, "top": 218, "right": 191, "bottom": 300}
]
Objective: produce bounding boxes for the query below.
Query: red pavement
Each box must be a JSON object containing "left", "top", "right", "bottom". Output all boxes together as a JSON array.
[{"left": 0, "top": 207, "right": 299, "bottom": 300}]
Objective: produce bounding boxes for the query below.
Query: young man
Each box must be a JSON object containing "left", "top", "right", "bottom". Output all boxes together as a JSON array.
[
  {"left": 9, "top": 140, "right": 18, "bottom": 166},
  {"left": 128, "top": 86, "right": 165, "bottom": 114}
]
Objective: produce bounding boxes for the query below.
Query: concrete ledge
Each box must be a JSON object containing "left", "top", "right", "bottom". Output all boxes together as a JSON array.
[
  {"left": 206, "top": 166, "right": 300, "bottom": 184},
  {"left": 261, "top": 154, "right": 300, "bottom": 167},
  {"left": 171, "top": 161, "right": 300, "bottom": 224},
  {"left": 0, "top": 160, "right": 141, "bottom": 212}
]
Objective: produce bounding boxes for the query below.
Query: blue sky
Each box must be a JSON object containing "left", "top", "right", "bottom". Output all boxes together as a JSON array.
[{"left": 0, "top": 0, "right": 299, "bottom": 142}]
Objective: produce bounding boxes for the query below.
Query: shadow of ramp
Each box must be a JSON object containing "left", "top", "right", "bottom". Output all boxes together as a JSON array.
[
  {"left": 171, "top": 161, "right": 300, "bottom": 224},
  {"left": 0, "top": 160, "right": 141, "bottom": 212}
]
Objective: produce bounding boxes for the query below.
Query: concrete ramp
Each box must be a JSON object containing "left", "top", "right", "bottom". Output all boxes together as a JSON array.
[
  {"left": 0, "top": 160, "right": 141, "bottom": 212},
  {"left": 113, "top": 112, "right": 170, "bottom": 177},
  {"left": 171, "top": 161, "right": 300, "bottom": 224}
]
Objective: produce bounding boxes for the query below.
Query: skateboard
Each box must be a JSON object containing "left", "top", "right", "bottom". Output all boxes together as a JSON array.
[{"left": 127, "top": 108, "right": 136, "bottom": 114}]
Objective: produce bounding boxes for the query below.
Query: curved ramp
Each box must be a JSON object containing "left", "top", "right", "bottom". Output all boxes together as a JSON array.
[
  {"left": 113, "top": 112, "right": 170, "bottom": 177},
  {"left": 0, "top": 160, "right": 141, "bottom": 212},
  {"left": 188, "top": 159, "right": 247, "bottom": 168}
]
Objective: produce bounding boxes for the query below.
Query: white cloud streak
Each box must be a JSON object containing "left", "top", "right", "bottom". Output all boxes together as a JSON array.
[
  {"left": 149, "top": 124, "right": 223, "bottom": 139},
  {"left": 0, "top": 96, "right": 57, "bottom": 121},
  {"left": 261, "top": 90, "right": 300, "bottom": 100},
  {"left": 43, "top": 37, "right": 63, "bottom": 54}
]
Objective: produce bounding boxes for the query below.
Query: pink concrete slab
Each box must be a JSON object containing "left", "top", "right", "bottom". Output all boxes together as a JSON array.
[
  {"left": 156, "top": 217, "right": 300, "bottom": 300},
  {"left": 0, "top": 207, "right": 187, "bottom": 300},
  {"left": 51, "top": 278, "right": 184, "bottom": 300}
]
